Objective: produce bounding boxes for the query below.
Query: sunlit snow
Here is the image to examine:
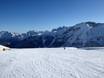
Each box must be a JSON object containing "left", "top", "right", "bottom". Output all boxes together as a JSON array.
[{"left": 0, "top": 47, "right": 104, "bottom": 78}]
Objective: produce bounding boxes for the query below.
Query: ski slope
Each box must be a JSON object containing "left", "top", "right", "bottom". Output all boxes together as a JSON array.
[{"left": 0, "top": 47, "right": 104, "bottom": 78}]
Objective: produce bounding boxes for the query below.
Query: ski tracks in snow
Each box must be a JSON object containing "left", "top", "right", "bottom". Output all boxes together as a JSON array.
[{"left": 0, "top": 48, "right": 104, "bottom": 78}]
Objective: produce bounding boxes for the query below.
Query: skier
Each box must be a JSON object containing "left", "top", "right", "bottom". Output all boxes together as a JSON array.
[{"left": 64, "top": 47, "right": 66, "bottom": 50}]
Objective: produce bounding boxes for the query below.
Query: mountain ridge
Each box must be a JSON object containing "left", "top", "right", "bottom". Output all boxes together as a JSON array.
[{"left": 0, "top": 21, "right": 104, "bottom": 48}]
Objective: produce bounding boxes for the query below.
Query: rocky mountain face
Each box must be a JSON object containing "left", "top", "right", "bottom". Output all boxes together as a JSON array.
[{"left": 0, "top": 22, "right": 104, "bottom": 48}]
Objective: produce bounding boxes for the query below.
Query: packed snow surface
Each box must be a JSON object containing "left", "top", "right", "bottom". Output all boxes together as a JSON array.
[
  {"left": 0, "top": 45, "right": 9, "bottom": 49},
  {"left": 0, "top": 47, "right": 104, "bottom": 78}
]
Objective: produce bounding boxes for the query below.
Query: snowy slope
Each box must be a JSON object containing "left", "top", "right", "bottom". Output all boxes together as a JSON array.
[
  {"left": 64, "top": 22, "right": 104, "bottom": 47},
  {"left": 0, "top": 45, "right": 9, "bottom": 49},
  {"left": 0, "top": 48, "right": 104, "bottom": 78}
]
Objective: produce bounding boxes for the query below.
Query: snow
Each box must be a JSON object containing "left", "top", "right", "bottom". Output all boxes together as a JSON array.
[
  {"left": 0, "top": 45, "right": 9, "bottom": 49},
  {"left": 0, "top": 47, "right": 104, "bottom": 78},
  {"left": 65, "top": 22, "right": 104, "bottom": 46},
  {"left": 86, "top": 24, "right": 93, "bottom": 29}
]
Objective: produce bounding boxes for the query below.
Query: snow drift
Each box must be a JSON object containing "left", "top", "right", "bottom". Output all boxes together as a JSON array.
[{"left": 0, "top": 45, "right": 10, "bottom": 51}]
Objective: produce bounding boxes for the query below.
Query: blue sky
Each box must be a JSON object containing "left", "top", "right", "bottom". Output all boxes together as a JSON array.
[{"left": 0, "top": 0, "right": 104, "bottom": 32}]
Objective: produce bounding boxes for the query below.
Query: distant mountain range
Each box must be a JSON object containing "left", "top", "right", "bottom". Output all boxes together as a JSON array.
[{"left": 0, "top": 21, "right": 104, "bottom": 48}]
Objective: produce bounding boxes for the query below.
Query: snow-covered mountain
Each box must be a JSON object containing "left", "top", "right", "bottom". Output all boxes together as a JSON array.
[
  {"left": 0, "top": 22, "right": 104, "bottom": 48},
  {"left": 64, "top": 22, "right": 104, "bottom": 47}
]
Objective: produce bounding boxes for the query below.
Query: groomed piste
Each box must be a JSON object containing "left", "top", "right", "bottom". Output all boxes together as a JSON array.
[{"left": 0, "top": 47, "right": 104, "bottom": 78}]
